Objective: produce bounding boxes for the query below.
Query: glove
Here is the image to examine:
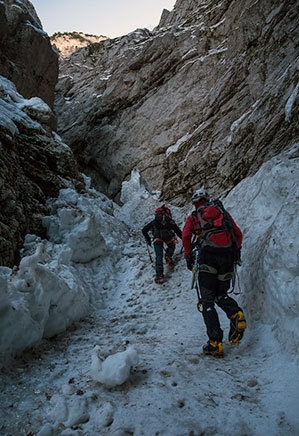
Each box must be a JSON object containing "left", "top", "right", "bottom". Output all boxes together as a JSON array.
[
  {"left": 185, "top": 256, "right": 193, "bottom": 271},
  {"left": 145, "top": 236, "right": 152, "bottom": 246}
]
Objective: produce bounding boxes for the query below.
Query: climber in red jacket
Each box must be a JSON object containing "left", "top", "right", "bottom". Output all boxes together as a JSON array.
[{"left": 182, "top": 189, "right": 246, "bottom": 358}]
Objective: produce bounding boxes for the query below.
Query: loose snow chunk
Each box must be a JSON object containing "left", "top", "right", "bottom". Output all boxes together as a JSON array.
[
  {"left": 59, "top": 188, "right": 80, "bottom": 205},
  {"left": 90, "top": 345, "right": 139, "bottom": 388}
]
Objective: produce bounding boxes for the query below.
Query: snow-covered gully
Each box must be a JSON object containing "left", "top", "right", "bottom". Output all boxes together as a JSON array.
[
  {"left": 1, "top": 229, "right": 298, "bottom": 436},
  {"left": 1, "top": 151, "right": 299, "bottom": 435}
]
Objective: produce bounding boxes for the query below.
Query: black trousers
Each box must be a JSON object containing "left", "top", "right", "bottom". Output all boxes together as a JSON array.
[
  {"left": 198, "top": 250, "right": 242, "bottom": 342},
  {"left": 154, "top": 241, "right": 175, "bottom": 276}
]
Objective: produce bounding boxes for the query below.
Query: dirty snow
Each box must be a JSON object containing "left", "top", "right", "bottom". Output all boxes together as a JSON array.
[
  {"left": 0, "top": 73, "right": 298, "bottom": 434},
  {"left": 0, "top": 143, "right": 299, "bottom": 435}
]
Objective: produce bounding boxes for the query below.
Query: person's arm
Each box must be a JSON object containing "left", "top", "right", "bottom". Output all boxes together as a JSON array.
[
  {"left": 182, "top": 216, "right": 194, "bottom": 257},
  {"left": 171, "top": 222, "right": 182, "bottom": 239},
  {"left": 142, "top": 222, "right": 153, "bottom": 246}
]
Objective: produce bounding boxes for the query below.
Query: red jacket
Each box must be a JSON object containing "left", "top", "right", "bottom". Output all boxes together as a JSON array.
[{"left": 182, "top": 200, "right": 243, "bottom": 257}]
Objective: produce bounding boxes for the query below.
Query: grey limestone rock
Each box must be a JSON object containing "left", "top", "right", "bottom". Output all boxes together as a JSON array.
[{"left": 54, "top": 0, "right": 298, "bottom": 204}]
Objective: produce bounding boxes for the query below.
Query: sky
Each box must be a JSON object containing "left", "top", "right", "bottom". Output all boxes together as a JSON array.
[
  {"left": 0, "top": 81, "right": 299, "bottom": 434},
  {"left": 30, "top": 0, "right": 176, "bottom": 38}
]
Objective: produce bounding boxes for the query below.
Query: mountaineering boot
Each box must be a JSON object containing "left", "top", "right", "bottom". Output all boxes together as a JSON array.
[
  {"left": 155, "top": 274, "right": 164, "bottom": 284},
  {"left": 165, "top": 256, "right": 175, "bottom": 269},
  {"left": 229, "top": 310, "right": 246, "bottom": 344},
  {"left": 202, "top": 340, "right": 224, "bottom": 358}
]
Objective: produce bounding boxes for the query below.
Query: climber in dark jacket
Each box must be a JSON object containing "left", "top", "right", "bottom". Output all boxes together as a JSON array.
[{"left": 142, "top": 205, "right": 182, "bottom": 284}]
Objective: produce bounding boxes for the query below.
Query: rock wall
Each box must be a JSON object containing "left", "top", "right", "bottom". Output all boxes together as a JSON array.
[
  {"left": 55, "top": 0, "right": 298, "bottom": 203},
  {"left": 50, "top": 32, "right": 108, "bottom": 58},
  {"left": 0, "top": 1, "right": 87, "bottom": 267},
  {"left": 0, "top": 0, "right": 58, "bottom": 108},
  {"left": 0, "top": 77, "right": 85, "bottom": 267}
]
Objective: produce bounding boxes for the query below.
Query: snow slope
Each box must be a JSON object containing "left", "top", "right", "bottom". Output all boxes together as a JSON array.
[{"left": 0, "top": 144, "right": 299, "bottom": 435}]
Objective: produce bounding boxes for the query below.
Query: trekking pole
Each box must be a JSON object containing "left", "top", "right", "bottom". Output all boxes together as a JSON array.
[{"left": 146, "top": 242, "right": 153, "bottom": 264}]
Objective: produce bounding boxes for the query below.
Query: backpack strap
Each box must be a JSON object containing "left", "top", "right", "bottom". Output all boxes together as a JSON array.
[{"left": 212, "top": 198, "right": 240, "bottom": 260}]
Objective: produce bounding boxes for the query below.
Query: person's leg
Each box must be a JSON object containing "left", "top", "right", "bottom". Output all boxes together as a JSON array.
[
  {"left": 165, "top": 242, "right": 175, "bottom": 258},
  {"left": 198, "top": 251, "right": 225, "bottom": 356},
  {"left": 165, "top": 243, "right": 175, "bottom": 267},
  {"left": 216, "top": 294, "right": 242, "bottom": 317},
  {"left": 200, "top": 285, "right": 223, "bottom": 342},
  {"left": 216, "top": 261, "right": 246, "bottom": 344},
  {"left": 199, "top": 269, "right": 224, "bottom": 357},
  {"left": 153, "top": 241, "right": 164, "bottom": 279}
]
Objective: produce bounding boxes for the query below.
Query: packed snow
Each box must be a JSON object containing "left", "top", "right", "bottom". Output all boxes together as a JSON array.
[
  {"left": 0, "top": 76, "right": 41, "bottom": 135},
  {"left": 1, "top": 146, "right": 299, "bottom": 435},
  {"left": 0, "top": 75, "right": 299, "bottom": 436}
]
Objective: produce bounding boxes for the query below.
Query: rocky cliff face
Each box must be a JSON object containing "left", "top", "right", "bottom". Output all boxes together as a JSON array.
[
  {"left": 51, "top": 32, "right": 108, "bottom": 58},
  {"left": 55, "top": 0, "right": 298, "bottom": 204},
  {"left": 0, "top": 0, "right": 84, "bottom": 267},
  {"left": 0, "top": 0, "right": 58, "bottom": 108},
  {"left": 1, "top": 0, "right": 298, "bottom": 267},
  {"left": 0, "top": 77, "right": 85, "bottom": 267}
]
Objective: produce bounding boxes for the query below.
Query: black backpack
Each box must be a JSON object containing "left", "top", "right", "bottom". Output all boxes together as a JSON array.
[{"left": 154, "top": 205, "right": 172, "bottom": 227}]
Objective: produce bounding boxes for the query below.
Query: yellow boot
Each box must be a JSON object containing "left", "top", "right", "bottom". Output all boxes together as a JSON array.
[
  {"left": 229, "top": 310, "right": 246, "bottom": 344},
  {"left": 203, "top": 340, "right": 224, "bottom": 358}
]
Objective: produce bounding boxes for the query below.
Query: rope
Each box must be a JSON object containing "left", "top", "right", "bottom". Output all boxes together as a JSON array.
[
  {"left": 191, "top": 247, "right": 202, "bottom": 312},
  {"left": 228, "top": 263, "right": 242, "bottom": 295}
]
